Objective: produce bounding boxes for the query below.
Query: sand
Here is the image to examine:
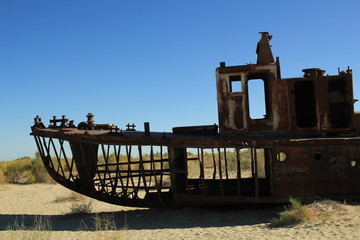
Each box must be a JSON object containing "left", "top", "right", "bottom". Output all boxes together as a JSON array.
[{"left": 0, "top": 184, "right": 359, "bottom": 239}]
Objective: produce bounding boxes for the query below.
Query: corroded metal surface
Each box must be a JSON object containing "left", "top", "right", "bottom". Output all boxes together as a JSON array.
[{"left": 31, "top": 33, "right": 360, "bottom": 207}]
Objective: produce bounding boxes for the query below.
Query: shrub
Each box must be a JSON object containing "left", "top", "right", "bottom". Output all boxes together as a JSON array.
[
  {"left": 69, "top": 200, "right": 93, "bottom": 215},
  {"left": 0, "top": 167, "right": 6, "bottom": 183},
  {"left": 0, "top": 153, "right": 54, "bottom": 184},
  {"left": 3, "top": 157, "right": 32, "bottom": 183},
  {"left": 29, "top": 157, "right": 53, "bottom": 184},
  {"left": 270, "top": 197, "right": 315, "bottom": 227}
]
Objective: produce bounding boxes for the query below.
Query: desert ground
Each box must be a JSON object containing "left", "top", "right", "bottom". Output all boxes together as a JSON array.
[{"left": 0, "top": 184, "right": 359, "bottom": 240}]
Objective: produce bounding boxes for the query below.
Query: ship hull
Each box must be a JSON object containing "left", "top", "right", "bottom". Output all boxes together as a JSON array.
[{"left": 31, "top": 127, "right": 360, "bottom": 207}]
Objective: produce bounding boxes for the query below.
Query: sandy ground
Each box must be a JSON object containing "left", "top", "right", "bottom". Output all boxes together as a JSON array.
[{"left": 0, "top": 184, "right": 360, "bottom": 240}]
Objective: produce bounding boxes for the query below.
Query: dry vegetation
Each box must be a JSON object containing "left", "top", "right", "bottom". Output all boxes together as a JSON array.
[
  {"left": 0, "top": 152, "right": 53, "bottom": 184},
  {"left": 69, "top": 200, "right": 93, "bottom": 216},
  {"left": 270, "top": 197, "right": 316, "bottom": 227},
  {"left": 6, "top": 215, "right": 52, "bottom": 231},
  {"left": 3, "top": 189, "right": 124, "bottom": 240},
  {"left": 53, "top": 192, "right": 85, "bottom": 203},
  {"left": 270, "top": 198, "right": 351, "bottom": 227}
]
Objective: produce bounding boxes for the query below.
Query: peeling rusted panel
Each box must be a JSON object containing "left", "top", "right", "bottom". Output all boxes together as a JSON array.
[{"left": 30, "top": 33, "right": 360, "bottom": 207}]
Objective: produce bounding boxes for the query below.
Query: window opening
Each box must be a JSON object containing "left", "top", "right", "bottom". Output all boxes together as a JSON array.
[
  {"left": 314, "top": 153, "right": 322, "bottom": 160},
  {"left": 229, "top": 75, "right": 242, "bottom": 93},
  {"left": 328, "top": 78, "right": 351, "bottom": 128},
  {"left": 276, "top": 152, "right": 287, "bottom": 162},
  {"left": 186, "top": 148, "right": 201, "bottom": 179},
  {"left": 248, "top": 79, "right": 267, "bottom": 119},
  {"left": 294, "top": 81, "right": 317, "bottom": 128},
  {"left": 240, "top": 148, "right": 266, "bottom": 178},
  {"left": 184, "top": 147, "right": 270, "bottom": 197}
]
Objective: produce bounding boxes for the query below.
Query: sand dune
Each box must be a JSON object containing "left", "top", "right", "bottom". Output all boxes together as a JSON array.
[{"left": 0, "top": 184, "right": 359, "bottom": 239}]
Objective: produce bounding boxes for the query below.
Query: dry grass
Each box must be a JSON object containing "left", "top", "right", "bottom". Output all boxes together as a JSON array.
[
  {"left": 6, "top": 215, "right": 52, "bottom": 231},
  {"left": 0, "top": 168, "right": 6, "bottom": 183},
  {"left": 307, "top": 199, "right": 349, "bottom": 224},
  {"left": 270, "top": 197, "right": 316, "bottom": 227},
  {"left": 93, "top": 213, "right": 118, "bottom": 231},
  {"left": 55, "top": 192, "right": 92, "bottom": 217},
  {"left": 3, "top": 213, "right": 124, "bottom": 240},
  {"left": 69, "top": 200, "right": 93, "bottom": 215},
  {"left": 3, "top": 214, "right": 53, "bottom": 239},
  {"left": 0, "top": 155, "right": 53, "bottom": 184},
  {"left": 269, "top": 198, "right": 351, "bottom": 227},
  {"left": 53, "top": 192, "right": 86, "bottom": 203}
]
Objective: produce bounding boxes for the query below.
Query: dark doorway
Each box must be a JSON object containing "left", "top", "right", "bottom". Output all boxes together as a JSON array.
[{"left": 294, "top": 81, "right": 317, "bottom": 128}]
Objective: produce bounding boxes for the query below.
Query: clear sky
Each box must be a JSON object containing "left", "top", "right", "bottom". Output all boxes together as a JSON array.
[{"left": 1, "top": 0, "right": 360, "bottom": 161}]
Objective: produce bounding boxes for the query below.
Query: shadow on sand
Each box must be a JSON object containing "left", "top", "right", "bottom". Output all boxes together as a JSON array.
[{"left": 0, "top": 207, "right": 279, "bottom": 231}]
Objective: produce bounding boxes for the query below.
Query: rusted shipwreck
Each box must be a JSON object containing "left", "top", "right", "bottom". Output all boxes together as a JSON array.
[{"left": 31, "top": 32, "right": 360, "bottom": 207}]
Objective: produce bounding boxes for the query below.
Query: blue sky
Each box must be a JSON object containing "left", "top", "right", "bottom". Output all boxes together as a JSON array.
[{"left": 1, "top": 0, "right": 359, "bottom": 161}]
